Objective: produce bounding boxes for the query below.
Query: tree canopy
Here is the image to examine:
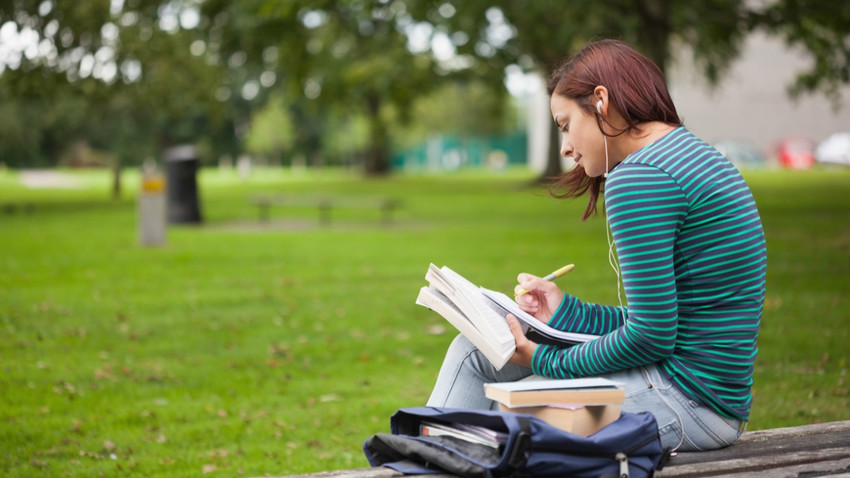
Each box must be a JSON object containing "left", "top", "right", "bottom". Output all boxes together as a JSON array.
[
  {"left": 0, "top": 0, "right": 848, "bottom": 176},
  {"left": 403, "top": 0, "right": 850, "bottom": 175}
]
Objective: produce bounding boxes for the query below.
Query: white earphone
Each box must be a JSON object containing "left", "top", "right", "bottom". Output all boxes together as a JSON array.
[
  {"left": 595, "top": 93, "right": 686, "bottom": 452},
  {"left": 599, "top": 98, "right": 608, "bottom": 178}
]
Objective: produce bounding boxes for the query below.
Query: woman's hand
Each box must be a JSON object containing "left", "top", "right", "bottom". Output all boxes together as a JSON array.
[
  {"left": 507, "top": 314, "right": 536, "bottom": 368},
  {"left": 514, "top": 273, "right": 565, "bottom": 322}
]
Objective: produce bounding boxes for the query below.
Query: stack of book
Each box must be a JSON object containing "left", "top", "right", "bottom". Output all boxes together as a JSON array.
[{"left": 484, "top": 377, "right": 625, "bottom": 436}]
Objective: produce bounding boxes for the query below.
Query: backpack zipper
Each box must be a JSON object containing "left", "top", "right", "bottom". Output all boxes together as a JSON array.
[
  {"left": 615, "top": 452, "right": 629, "bottom": 478},
  {"left": 529, "top": 432, "right": 660, "bottom": 477}
]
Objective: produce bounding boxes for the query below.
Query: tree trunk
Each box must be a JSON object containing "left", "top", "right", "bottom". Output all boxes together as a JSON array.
[
  {"left": 364, "top": 93, "right": 390, "bottom": 176},
  {"left": 541, "top": 122, "right": 562, "bottom": 180},
  {"left": 111, "top": 158, "right": 122, "bottom": 200},
  {"left": 634, "top": 0, "right": 671, "bottom": 74}
]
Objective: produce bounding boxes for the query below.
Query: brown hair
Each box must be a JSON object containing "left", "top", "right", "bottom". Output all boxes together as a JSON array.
[{"left": 546, "top": 39, "right": 682, "bottom": 220}]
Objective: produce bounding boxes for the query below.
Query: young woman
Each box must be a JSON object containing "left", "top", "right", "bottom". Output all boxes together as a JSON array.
[{"left": 426, "top": 39, "right": 767, "bottom": 452}]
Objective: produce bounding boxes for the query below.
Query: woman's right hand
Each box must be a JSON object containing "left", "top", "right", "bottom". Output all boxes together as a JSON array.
[{"left": 514, "top": 273, "right": 565, "bottom": 322}]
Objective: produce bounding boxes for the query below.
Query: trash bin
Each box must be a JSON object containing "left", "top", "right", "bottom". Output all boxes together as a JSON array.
[{"left": 164, "top": 144, "right": 203, "bottom": 224}]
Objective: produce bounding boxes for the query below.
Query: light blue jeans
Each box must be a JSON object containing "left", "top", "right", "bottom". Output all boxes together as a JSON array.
[{"left": 426, "top": 334, "right": 745, "bottom": 452}]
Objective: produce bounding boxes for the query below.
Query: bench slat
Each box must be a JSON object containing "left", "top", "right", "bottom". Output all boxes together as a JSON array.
[
  {"left": 657, "top": 419, "right": 850, "bottom": 477},
  {"left": 253, "top": 420, "right": 850, "bottom": 478},
  {"left": 658, "top": 453, "right": 850, "bottom": 477}
]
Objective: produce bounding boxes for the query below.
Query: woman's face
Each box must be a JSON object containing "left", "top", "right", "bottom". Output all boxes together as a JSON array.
[{"left": 550, "top": 94, "right": 607, "bottom": 177}]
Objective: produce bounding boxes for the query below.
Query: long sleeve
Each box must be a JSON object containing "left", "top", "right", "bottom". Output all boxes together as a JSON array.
[
  {"left": 530, "top": 128, "right": 766, "bottom": 420},
  {"left": 547, "top": 294, "right": 626, "bottom": 336},
  {"left": 532, "top": 165, "right": 687, "bottom": 377}
]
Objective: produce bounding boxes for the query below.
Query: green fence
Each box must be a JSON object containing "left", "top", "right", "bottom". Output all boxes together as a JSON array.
[{"left": 392, "top": 132, "right": 528, "bottom": 172}]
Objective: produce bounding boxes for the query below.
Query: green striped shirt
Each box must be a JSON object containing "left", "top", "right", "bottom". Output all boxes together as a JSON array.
[{"left": 531, "top": 127, "right": 767, "bottom": 420}]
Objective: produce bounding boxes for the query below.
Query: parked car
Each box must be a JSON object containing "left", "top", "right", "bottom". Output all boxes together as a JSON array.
[
  {"left": 815, "top": 132, "right": 850, "bottom": 166},
  {"left": 713, "top": 139, "right": 766, "bottom": 169},
  {"left": 777, "top": 137, "right": 816, "bottom": 170}
]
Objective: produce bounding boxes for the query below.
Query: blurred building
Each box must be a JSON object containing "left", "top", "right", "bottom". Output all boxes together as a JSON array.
[
  {"left": 668, "top": 32, "right": 850, "bottom": 165},
  {"left": 524, "top": 32, "right": 850, "bottom": 172}
]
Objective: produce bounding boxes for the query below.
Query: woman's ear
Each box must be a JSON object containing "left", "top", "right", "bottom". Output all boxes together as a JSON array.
[{"left": 593, "top": 85, "right": 609, "bottom": 115}]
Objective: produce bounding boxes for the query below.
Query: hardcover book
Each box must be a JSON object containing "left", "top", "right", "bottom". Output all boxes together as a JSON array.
[
  {"left": 484, "top": 378, "right": 626, "bottom": 407},
  {"left": 497, "top": 403, "right": 622, "bottom": 436}
]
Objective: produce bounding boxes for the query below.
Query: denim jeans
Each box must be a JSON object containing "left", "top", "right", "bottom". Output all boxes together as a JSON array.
[{"left": 426, "top": 334, "right": 745, "bottom": 452}]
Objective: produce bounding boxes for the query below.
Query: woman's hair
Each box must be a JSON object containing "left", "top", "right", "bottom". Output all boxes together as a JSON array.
[{"left": 546, "top": 39, "right": 683, "bottom": 220}]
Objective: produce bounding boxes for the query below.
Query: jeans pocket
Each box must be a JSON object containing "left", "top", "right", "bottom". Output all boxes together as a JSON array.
[{"left": 657, "top": 418, "right": 684, "bottom": 451}]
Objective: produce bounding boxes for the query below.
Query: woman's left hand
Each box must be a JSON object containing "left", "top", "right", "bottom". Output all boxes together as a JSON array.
[{"left": 507, "top": 314, "right": 537, "bottom": 368}]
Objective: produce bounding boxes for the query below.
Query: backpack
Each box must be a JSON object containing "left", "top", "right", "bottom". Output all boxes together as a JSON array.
[{"left": 363, "top": 407, "right": 669, "bottom": 478}]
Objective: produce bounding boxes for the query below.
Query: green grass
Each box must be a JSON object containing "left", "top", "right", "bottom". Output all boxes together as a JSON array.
[{"left": 1, "top": 166, "right": 848, "bottom": 477}]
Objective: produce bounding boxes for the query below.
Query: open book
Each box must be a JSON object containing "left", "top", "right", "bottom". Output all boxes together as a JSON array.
[
  {"left": 419, "top": 420, "right": 508, "bottom": 449},
  {"left": 416, "top": 264, "right": 597, "bottom": 370}
]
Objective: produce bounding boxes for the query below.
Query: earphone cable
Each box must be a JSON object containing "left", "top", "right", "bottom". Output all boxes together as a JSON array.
[{"left": 603, "top": 135, "right": 625, "bottom": 319}]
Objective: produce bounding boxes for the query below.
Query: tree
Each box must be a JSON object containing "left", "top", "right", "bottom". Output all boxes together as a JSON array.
[
  {"left": 201, "top": 1, "right": 515, "bottom": 175},
  {"left": 247, "top": 0, "right": 442, "bottom": 175},
  {"left": 403, "top": 0, "right": 850, "bottom": 177},
  {"left": 749, "top": 0, "right": 850, "bottom": 106},
  {"left": 391, "top": 80, "right": 519, "bottom": 149},
  {"left": 0, "top": 0, "right": 238, "bottom": 195},
  {"left": 244, "top": 92, "right": 296, "bottom": 165},
  {"left": 5, "top": 1, "right": 846, "bottom": 181}
]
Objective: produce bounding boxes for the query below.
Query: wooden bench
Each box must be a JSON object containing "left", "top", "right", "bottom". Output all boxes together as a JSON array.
[
  {"left": 255, "top": 420, "right": 850, "bottom": 478},
  {"left": 2, "top": 202, "right": 35, "bottom": 215},
  {"left": 249, "top": 194, "right": 401, "bottom": 226}
]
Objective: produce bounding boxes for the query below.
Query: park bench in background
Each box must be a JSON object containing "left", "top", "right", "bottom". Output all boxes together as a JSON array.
[
  {"left": 2, "top": 202, "right": 35, "bottom": 215},
  {"left": 249, "top": 194, "right": 401, "bottom": 226},
  {"left": 256, "top": 419, "right": 850, "bottom": 478}
]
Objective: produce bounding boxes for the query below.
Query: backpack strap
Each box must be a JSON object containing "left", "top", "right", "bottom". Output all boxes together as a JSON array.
[{"left": 504, "top": 416, "right": 532, "bottom": 476}]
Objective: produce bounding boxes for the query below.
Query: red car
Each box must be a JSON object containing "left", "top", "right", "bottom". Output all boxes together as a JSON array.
[{"left": 777, "top": 138, "right": 816, "bottom": 170}]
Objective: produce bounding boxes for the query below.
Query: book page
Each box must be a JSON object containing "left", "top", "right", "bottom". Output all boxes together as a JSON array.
[
  {"left": 416, "top": 287, "right": 475, "bottom": 332},
  {"left": 485, "top": 377, "right": 622, "bottom": 393},
  {"left": 426, "top": 265, "right": 515, "bottom": 352},
  {"left": 416, "top": 286, "right": 514, "bottom": 370},
  {"left": 480, "top": 287, "right": 598, "bottom": 345},
  {"left": 419, "top": 421, "right": 504, "bottom": 448}
]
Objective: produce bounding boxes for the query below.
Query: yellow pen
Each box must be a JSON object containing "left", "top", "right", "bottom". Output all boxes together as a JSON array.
[{"left": 514, "top": 264, "right": 575, "bottom": 297}]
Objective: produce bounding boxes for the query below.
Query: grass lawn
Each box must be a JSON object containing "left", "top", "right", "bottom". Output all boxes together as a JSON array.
[{"left": 1, "top": 165, "right": 848, "bottom": 477}]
